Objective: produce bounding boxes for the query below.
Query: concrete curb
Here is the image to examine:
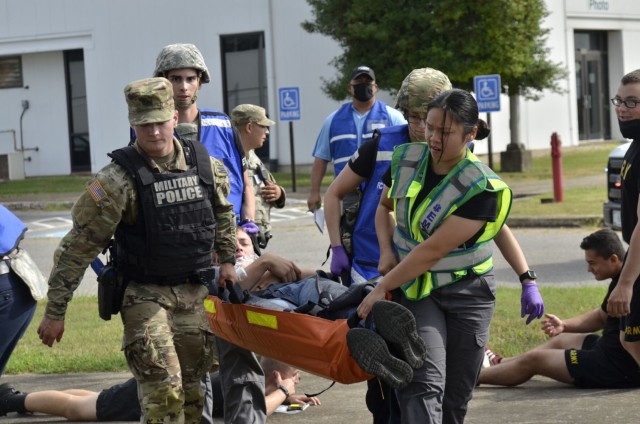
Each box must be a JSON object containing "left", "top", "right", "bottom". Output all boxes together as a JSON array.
[{"left": 507, "top": 215, "right": 603, "bottom": 228}]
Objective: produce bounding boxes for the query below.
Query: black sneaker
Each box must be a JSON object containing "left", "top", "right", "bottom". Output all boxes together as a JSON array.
[
  {"left": 0, "top": 383, "right": 23, "bottom": 416},
  {"left": 346, "top": 327, "right": 413, "bottom": 389},
  {"left": 372, "top": 300, "right": 427, "bottom": 369}
]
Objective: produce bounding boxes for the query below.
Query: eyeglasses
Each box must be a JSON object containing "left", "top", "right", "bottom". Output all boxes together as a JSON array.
[
  {"left": 611, "top": 97, "right": 640, "bottom": 108},
  {"left": 407, "top": 115, "right": 428, "bottom": 126},
  {"left": 256, "top": 124, "right": 269, "bottom": 130}
]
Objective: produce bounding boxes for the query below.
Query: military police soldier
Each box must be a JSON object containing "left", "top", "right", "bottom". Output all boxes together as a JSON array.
[
  {"left": 37, "top": 77, "right": 237, "bottom": 424},
  {"left": 231, "top": 104, "right": 285, "bottom": 250}
]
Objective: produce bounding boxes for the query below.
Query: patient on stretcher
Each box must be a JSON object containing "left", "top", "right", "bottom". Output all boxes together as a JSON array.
[
  {"left": 209, "top": 228, "right": 427, "bottom": 389},
  {"left": 211, "top": 227, "right": 371, "bottom": 320}
]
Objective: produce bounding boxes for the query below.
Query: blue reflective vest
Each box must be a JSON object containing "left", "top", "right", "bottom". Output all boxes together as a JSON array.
[
  {"left": 329, "top": 100, "right": 392, "bottom": 176},
  {"left": 0, "top": 205, "right": 27, "bottom": 256},
  {"left": 351, "top": 125, "right": 409, "bottom": 281},
  {"left": 197, "top": 109, "right": 244, "bottom": 219}
]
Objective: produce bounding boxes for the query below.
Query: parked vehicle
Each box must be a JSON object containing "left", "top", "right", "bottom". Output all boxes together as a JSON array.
[{"left": 603, "top": 141, "right": 631, "bottom": 229}]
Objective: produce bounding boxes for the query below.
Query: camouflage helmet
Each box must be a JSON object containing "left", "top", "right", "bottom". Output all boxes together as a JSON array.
[
  {"left": 395, "top": 68, "right": 452, "bottom": 115},
  {"left": 153, "top": 43, "right": 211, "bottom": 84}
]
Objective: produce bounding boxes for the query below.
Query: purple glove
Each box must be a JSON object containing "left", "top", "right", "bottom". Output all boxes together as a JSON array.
[
  {"left": 240, "top": 220, "right": 260, "bottom": 235},
  {"left": 521, "top": 282, "right": 544, "bottom": 325},
  {"left": 330, "top": 245, "right": 351, "bottom": 277}
]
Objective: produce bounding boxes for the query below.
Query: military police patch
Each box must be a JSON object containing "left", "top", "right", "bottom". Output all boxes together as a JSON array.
[{"left": 87, "top": 180, "right": 108, "bottom": 204}]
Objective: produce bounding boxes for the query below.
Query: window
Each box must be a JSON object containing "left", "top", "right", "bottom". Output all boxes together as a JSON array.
[{"left": 0, "top": 56, "right": 23, "bottom": 89}]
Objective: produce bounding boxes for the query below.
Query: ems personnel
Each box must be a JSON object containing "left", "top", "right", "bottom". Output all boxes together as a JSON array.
[
  {"left": 37, "top": 77, "right": 237, "bottom": 424},
  {"left": 231, "top": 104, "right": 285, "bottom": 250},
  {"left": 152, "top": 43, "right": 258, "bottom": 234},
  {"left": 306, "top": 65, "right": 406, "bottom": 212},
  {"left": 323, "top": 68, "right": 451, "bottom": 424},
  {"left": 357, "top": 89, "right": 514, "bottom": 423},
  {"left": 0, "top": 205, "right": 47, "bottom": 376}
]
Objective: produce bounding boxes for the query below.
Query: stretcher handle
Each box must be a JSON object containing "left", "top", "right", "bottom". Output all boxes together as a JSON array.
[{"left": 225, "top": 279, "right": 249, "bottom": 305}]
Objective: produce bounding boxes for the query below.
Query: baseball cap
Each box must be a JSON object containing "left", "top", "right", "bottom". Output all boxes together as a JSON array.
[
  {"left": 350, "top": 66, "right": 375, "bottom": 81},
  {"left": 231, "top": 104, "right": 275, "bottom": 126},
  {"left": 124, "top": 77, "right": 175, "bottom": 126}
]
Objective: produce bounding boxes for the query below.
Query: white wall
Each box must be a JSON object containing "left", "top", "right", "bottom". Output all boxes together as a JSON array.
[{"left": 0, "top": 0, "right": 343, "bottom": 176}]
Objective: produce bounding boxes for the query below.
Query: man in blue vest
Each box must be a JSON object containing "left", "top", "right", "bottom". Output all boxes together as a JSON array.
[
  {"left": 153, "top": 43, "right": 258, "bottom": 234},
  {"left": 306, "top": 66, "right": 406, "bottom": 212}
]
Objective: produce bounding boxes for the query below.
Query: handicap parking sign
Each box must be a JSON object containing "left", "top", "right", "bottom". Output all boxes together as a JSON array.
[
  {"left": 474, "top": 74, "right": 501, "bottom": 113},
  {"left": 279, "top": 87, "right": 300, "bottom": 121}
]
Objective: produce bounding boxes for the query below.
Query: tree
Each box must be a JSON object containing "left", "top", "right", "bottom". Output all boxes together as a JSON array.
[{"left": 303, "top": 0, "right": 566, "bottom": 149}]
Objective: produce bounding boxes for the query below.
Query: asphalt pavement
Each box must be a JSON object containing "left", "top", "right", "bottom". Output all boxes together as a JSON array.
[{"left": 3, "top": 174, "right": 635, "bottom": 424}]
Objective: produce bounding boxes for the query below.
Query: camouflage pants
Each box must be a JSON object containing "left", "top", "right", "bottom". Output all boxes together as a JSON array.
[{"left": 120, "top": 281, "right": 216, "bottom": 424}]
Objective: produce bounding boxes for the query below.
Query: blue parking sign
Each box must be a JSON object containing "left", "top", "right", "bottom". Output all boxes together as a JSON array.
[
  {"left": 279, "top": 87, "right": 300, "bottom": 121},
  {"left": 474, "top": 74, "right": 501, "bottom": 113}
]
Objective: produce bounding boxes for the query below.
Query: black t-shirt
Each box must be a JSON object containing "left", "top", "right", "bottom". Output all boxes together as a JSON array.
[
  {"left": 349, "top": 135, "right": 381, "bottom": 180},
  {"left": 621, "top": 140, "right": 640, "bottom": 244},
  {"left": 381, "top": 160, "right": 498, "bottom": 246}
]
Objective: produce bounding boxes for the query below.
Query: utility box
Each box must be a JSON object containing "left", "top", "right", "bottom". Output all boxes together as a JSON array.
[{"left": 0, "top": 152, "right": 25, "bottom": 180}]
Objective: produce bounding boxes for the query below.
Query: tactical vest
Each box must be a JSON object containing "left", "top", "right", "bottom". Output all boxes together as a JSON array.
[
  {"left": 108, "top": 140, "right": 216, "bottom": 282},
  {"left": 351, "top": 125, "right": 409, "bottom": 280},
  {"left": 389, "top": 142, "right": 511, "bottom": 300},
  {"left": 0, "top": 205, "right": 27, "bottom": 256},
  {"left": 329, "top": 100, "right": 391, "bottom": 176}
]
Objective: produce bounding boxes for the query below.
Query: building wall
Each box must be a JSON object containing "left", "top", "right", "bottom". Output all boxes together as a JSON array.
[{"left": 1, "top": 0, "right": 640, "bottom": 177}]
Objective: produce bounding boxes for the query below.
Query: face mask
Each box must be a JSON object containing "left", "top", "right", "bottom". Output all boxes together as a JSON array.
[
  {"left": 352, "top": 83, "right": 374, "bottom": 102},
  {"left": 618, "top": 119, "right": 640, "bottom": 140}
]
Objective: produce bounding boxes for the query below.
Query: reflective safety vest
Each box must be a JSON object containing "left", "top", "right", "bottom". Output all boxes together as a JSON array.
[
  {"left": 389, "top": 142, "right": 511, "bottom": 300},
  {"left": 329, "top": 100, "right": 391, "bottom": 176},
  {"left": 197, "top": 109, "right": 245, "bottom": 219}
]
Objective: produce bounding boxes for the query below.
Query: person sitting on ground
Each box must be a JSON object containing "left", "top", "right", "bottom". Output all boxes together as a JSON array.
[
  {"left": 478, "top": 228, "right": 640, "bottom": 389},
  {"left": 0, "top": 357, "right": 319, "bottom": 421}
]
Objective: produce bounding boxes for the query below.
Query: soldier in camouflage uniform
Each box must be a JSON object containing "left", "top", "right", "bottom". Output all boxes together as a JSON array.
[
  {"left": 152, "top": 43, "right": 257, "bottom": 233},
  {"left": 37, "top": 77, "right": 237, "bottom": 424},
  {"left": 322, "top": 68, "right": 452, "bottom": 423},
  {"left": 231, "top": 104, "right": 286, "bottom": 250}
]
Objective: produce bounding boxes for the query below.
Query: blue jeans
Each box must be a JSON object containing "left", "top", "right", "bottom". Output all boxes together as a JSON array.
[{"left": 0, "top": 271, "right": 37, "bottom": 375}]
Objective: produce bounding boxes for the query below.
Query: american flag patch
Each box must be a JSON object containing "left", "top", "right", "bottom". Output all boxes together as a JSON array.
[{"left": 87, "top": 180, "right": 108, "bottom": 203}]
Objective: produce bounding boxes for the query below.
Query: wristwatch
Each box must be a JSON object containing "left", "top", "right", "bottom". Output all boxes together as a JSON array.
[
  {"left": 277, "top": 384, "right": 290, "bottom": 397},
  {"left": 519, "top": 270, "right": 537, "bottom": 283}
]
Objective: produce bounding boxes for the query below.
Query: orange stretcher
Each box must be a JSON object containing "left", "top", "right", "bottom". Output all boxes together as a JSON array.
[{"left": 204, "top": 294, "right": 373, "bottom": 384}]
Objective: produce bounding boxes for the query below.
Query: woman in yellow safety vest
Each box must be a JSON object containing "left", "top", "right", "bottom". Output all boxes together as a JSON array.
[{"left": 356, "top": 88, "right": 535, "bottom": 423}]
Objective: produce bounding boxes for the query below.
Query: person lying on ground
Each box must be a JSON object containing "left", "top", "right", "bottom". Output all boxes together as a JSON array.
[
  {"left": 478, "top": 228, "right": 640, "bottom": 389},
  {"left": 0, "top": 357, "right": 319, "bottom": 421}
]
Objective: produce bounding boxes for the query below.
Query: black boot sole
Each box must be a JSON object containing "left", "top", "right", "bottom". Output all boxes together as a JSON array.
[
  {"left": 372, "top": 300, "right": 427, "bottom": 369},
  {"left": 346, "top": 327, "right": 413, "bottom": 389}
]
